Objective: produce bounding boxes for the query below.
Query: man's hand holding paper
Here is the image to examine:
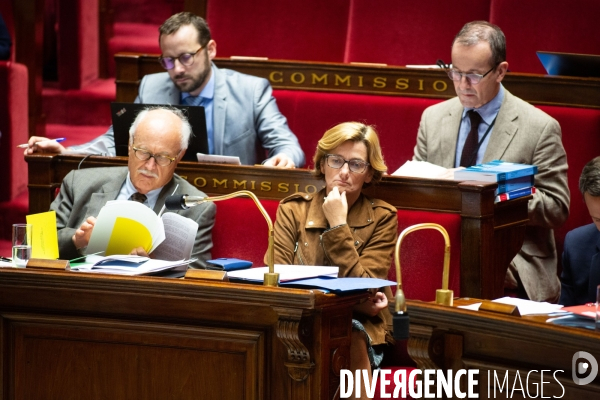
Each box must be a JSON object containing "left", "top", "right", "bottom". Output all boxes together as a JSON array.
[{"left": 73, "top": 216, "right": 96, "bottom": 250}]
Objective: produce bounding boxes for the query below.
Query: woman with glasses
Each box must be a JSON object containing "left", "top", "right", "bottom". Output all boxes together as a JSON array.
[{"left": 270, "top": 122, "right": 397, "bottom": 397}]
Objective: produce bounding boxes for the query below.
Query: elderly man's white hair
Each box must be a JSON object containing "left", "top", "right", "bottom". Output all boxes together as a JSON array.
[{"left": 128, "top": 106, "right": 192, "bottom": 149}]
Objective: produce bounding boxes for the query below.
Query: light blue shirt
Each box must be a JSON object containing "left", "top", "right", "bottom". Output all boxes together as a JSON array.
[
  {"left": 181, "top": 66, "right": 215, "bottom": 154},
  {"left": 116, "top": 172, "right": 162, "bottom": 210},
  {"left": 454, "top": 85, "right": 505, "bottom": 168}
]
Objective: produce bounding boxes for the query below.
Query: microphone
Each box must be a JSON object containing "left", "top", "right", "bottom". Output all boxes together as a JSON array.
[
  {"left": 165, "top": 194, "right": 208, "bottom": 210},
  {"left": 163, "top": 190, "right": 280, "bottom": 287}
]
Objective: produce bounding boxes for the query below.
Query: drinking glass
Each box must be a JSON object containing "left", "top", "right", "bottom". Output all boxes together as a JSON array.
[{"left": 12, "top": 224, "right": 32, "bottom": 268}]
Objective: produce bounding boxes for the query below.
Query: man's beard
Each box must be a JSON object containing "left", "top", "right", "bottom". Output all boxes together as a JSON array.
[{"left": 172, "top": 53, "right": 210, "bottom": 94}]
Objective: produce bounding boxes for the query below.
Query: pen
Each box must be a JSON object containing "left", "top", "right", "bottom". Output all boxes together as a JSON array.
[{"left": 17, "top": 137, "right": 66, "bottom": 149}]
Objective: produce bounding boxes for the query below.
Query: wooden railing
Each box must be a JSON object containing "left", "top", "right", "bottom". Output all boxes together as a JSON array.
[{"left": 115, "top": 54, "right": 600, "bottom": 109}]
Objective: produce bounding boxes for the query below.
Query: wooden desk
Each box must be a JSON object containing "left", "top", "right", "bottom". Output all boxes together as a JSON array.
[
  {"left": 26, "top": 154, "right": 530, "bottom": 300},
  {"left": 0, "top": 267, "right": 364, "bottom": 400},
  {"left": 405, "top": 300, "right": 600, "bottom": 398}
]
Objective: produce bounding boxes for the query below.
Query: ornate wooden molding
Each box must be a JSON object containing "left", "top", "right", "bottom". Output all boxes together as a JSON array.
[
  {"left": 273, "top": 307, "right": 315, "bottom": 382},
  {"left": 407, "top": 324, "right": 444, "bottom": 371}
]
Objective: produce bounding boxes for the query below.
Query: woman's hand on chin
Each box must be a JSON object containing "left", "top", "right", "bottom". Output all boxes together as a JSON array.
[{"left": 322, "top": 186, "right": 348, "bottom": 227}]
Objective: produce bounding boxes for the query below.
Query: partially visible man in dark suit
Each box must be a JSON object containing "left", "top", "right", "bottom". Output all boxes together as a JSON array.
[
  {"left": 51, "top": 106, "right": 216, "bottom": 269},
  {"left": 26, "top": 12, "right": 304, "bottom": 168},
  {"left": 0, "top": 13, "right": 11, "bottom": 60},
  {"left": 413, "top": 21, "right": 569, "bottom": 302},
  {"left": 560, "top": 156, "right": 600, "bottom": 306}
]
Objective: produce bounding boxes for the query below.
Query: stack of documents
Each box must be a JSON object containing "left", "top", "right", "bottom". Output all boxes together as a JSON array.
[
  {"left": 227, "top": 265, "right": 339, "bottom": 283},
  {"left": 227, "top": 265, "right": 396, "bottom": 294},
  {"left": 71, "top": 254, "right": 193, "bottom": 276}
]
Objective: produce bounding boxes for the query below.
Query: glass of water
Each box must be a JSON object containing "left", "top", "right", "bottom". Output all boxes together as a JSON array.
[{"left": 12, "top": 224, "right": 32, "bottom": 267}]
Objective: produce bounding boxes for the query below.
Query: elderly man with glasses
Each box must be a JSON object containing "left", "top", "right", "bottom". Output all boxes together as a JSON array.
[
  {"left": 412, "top": 21, "right": 569, "bottom": 303},
  {"left": 50, "top": 107, "right": 216, "bottom": 269},
  {"left": 26, "top": 12, "right": 305, "bottom": 169}
]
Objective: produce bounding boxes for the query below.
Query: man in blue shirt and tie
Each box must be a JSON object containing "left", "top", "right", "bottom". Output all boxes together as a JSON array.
[
  {"left": 412, "top": 21, "right": 569, "bottom": 302},
  {"left": 26, "top": 12, "right": 305, "bottom": 168}
]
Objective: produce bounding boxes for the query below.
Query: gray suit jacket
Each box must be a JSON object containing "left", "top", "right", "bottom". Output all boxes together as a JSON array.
[
  {"left": 414, "top": 89, "right": 570, "bottom": 302},
  {"left": 72, "top": 65, "right": 305, "bottom": 167},
  {"left": 50, "top": 167, "right": 216, "bottom": 269}
]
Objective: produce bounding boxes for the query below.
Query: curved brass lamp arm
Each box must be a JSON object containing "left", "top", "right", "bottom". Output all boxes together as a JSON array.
[
  {"left": 394, "top": 223, "right": 453, "bottom": 312},
  {"left": 195, "top": 190, "right": 278, "bottom": 287}
]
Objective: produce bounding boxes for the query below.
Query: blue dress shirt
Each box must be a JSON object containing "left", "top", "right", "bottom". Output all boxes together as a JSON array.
[{"left": 181, "top": 67, "right": 215, "bottom": 154}]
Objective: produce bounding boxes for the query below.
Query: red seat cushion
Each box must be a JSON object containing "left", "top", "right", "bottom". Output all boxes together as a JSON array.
[
  {"left": 273, "top": 90, "right": 442, "bottom": 172},
  {"left": 211, "top": 197, "right": 280, "bottom": 266},
  {"left": 391, "top": 210, "right": 462, "bottom": 301},
  {"left": 0, "top": 61, "right": 29, "bottom": 202},
  {"left": 345, "top": 0, "right": 490, "bottom": 66},
  {"left": 206, "top": 0, "right": 349, "bottom": 62}
]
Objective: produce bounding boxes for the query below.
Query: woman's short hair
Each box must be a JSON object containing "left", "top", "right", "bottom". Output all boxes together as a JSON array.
[{"left": 313, "top": 122, "right": 387, "bottom": 183}]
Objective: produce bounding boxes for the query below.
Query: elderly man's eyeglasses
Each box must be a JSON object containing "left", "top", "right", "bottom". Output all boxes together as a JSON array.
[
  {"left": 325, "top": 154, "right": 370, "bottom": 173},
  {"left": 447, "top": 64, "right": 497, "bottom": 85},
  {"left": 158, "top": 47, "right": 203, "bottom": 70},
  {"left": 132, "top": 146, "right": 179, "bottom": 166}
]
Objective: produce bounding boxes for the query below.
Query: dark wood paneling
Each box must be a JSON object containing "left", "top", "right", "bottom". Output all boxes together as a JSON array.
[{"left": 1, "top": 268, "right": 364, "bottom": 399}]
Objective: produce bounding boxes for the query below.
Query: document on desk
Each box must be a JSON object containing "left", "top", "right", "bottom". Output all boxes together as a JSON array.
[
  {"left": 281, "top": 277, "right": 396, "bottom": 294},
  {"left": 227, "top": 265, "right": 339, "bottom": 283},
  {"left": 86, "top": 201, "right": 197, "bottom": 261},
  {"left": 392, "top": 160, "right": 458, "bottom": 180},
  {"left": 458, "top": 296, "right": 565, "bottom": 315},
  {"left": 196, "top": 153, "right": 241, "bottom": 165}
]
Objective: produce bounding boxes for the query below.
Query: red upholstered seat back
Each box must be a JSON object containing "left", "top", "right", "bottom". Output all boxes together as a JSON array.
[
  {"left": 273, "top": 90, "right": 442, "bottom": 172},
  {"left": 390, "top": 210, "right": 462, "bottom": 301},
  {"left": 345, "top": 0, "right": 489, "bottom": 66},
  {"left": 206, "top": 0, "right": 349, "bottom": 62},
  {"left": 536, "top": 105, "right": 600, "bottom": 267},
  {"left": 211, "top": 197, "right": 280, "bottom": 267},
  {"left": 490, "top": 0, "right": 600, "bottom": 74},
  {"left": 0, "top": 2, "right": 29, "bottom": 202}
]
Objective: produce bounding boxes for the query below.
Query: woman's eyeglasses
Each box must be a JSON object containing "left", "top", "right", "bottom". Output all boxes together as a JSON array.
[{"left": 325, "top": 154, "right": 370, "bottom": 173}]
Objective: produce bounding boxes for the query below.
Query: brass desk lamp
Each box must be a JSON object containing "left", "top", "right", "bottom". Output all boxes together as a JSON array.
[{"left": 165, "top": 190, "right": 279, "bottom": 287}]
